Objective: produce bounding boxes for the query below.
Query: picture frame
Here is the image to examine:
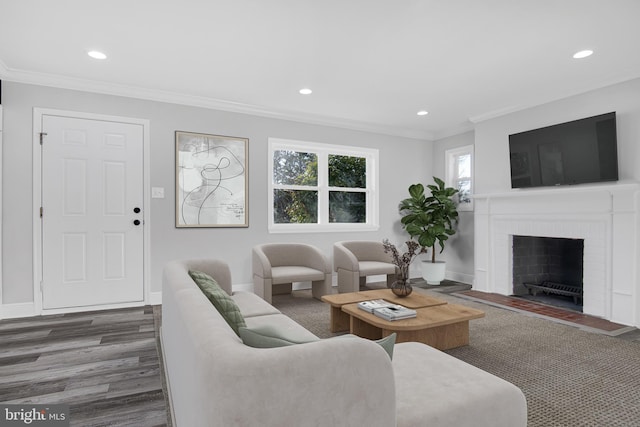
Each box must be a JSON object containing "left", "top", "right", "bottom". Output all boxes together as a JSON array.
[{"left": 175, "top": 131, "right": 248, "bottom": 227}]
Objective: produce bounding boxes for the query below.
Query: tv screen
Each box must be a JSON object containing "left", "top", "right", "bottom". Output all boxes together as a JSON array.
[{"left": 509, "top": 112, "right": 618, "bottom": 189}]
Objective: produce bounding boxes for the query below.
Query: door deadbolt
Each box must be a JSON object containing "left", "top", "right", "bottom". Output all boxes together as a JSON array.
[{"left": 133, "top": 207, "right": 141, "bottom": 213}]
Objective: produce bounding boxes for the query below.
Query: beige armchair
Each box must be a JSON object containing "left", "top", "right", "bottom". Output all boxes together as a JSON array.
[
  {"left": 333, "top": 241, "right": 397, "bottom": 293},
  {"left": 252, "top": 243, "right": 332, "bottom": 304}
]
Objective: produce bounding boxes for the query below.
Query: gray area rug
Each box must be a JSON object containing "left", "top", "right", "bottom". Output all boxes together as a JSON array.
[{"left": 272, "top": 287, "right": 640, "bottom": 427}]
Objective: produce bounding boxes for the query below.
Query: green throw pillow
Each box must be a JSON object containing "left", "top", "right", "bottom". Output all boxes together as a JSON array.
[
  {"left": 188, "top": 270, "right": 246, "bottom": 336},
  {"left": 333, "top": 333, "right": 396, "bottom": 360},
  {"left": 374, "top": 333, "right": 396, "bottom": 360},
  {"left": 239, "top": 325, "right": 319, "bottom": 348},
  {"left": 239, "top": 324, "right": 396, "bottom": 360}
]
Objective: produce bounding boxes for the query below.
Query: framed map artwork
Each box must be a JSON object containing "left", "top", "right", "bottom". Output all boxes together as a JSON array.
[{"left": 175, "top": 131, "right": 248, "bottom": 227}]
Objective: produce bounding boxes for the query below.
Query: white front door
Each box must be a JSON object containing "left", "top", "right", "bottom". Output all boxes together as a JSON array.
[{"left": 41, "top": 115, "right": 144, "bottom": 309}]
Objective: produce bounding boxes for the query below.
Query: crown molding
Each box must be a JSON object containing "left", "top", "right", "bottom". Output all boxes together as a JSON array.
[
  {"left": 469, "top": 74, "right": 640, "bottom": 124},
  {"left": 0, "top": 65, "right": 433, "bottom": 141},
  {"left": 468, "top": 105, "right": 525, "bottom": 124},
  {"left": 0, "top": 58, "right": 8, "bottom": 77},
  {"left": 431, "top": 121, "right": 475, "bottom": 141}
]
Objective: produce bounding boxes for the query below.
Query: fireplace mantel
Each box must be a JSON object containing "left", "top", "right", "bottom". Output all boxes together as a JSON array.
[{"left": 473, "top": 181, "right": 640, "bottom": 327}]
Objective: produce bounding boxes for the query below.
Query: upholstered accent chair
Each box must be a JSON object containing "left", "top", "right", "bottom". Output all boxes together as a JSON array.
[
  {"left": 252, "top": 243, "right": 332, "bottom": 304},
  {"left": 333, "top": 240, "right": 397, "bottom": 293}
]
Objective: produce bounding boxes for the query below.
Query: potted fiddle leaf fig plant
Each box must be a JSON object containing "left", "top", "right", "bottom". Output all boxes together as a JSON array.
[{"left": 399, "top": 177, "right": 459, "bottom": 285}]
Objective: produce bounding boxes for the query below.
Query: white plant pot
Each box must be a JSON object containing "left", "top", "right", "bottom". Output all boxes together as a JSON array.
[{"left": 421, "top": 261, "right": 446, "bottom": 285}]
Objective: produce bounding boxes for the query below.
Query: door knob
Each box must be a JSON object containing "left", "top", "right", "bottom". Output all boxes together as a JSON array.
[
  {"left": 133, "top": 207, "right": 141, "bottom": 213},
  {"left": 133, "top": 219, "right": 141, "bottom": 226}
]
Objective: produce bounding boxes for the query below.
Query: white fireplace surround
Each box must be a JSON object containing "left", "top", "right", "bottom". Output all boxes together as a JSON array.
[{"left": 474, "top": 182, "right": 640, "bottom": 327}]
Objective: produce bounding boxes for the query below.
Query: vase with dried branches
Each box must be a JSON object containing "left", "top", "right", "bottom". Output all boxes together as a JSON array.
[{"left": 382, "top": 239, "right": 427, "bottom": 297}]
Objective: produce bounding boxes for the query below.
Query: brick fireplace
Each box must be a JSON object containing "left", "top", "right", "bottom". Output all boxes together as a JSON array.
[{"left": 474, "top": 182, "right": 640, "bottom": 327}]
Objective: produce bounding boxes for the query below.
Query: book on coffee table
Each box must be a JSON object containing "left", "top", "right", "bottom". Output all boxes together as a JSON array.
[
  {"left": 358, "top": 299, "right": 417, "bottom": 320},
  {"left": 357, "top": 299, "right": 396, "bottom": 313},
  {"left": 373, "top": 305, "right": 417, "bottom": 321}
]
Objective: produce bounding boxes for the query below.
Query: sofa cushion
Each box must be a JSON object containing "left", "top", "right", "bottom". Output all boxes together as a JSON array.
[
  {"left": 189, "top": 270, "right": 246, "bottom": 335},
  {"left": 393, "top": 342, "right": 527, "bottom": 427},
  {"left": 232, "top": 291, "right": 281, "bottom": 318},
  {"left": 239, "top": 324, "right": 319, "bottom": 348},
  {"left": 358, "top": 261, "right": 396, "bottom": 276},
  {"left": 239, "top": 322, "right": 396, "bottom": 359},
  {"left": 271, "top": 266, "right": 326, "bottom": 283},
  {"left": 244, "top": 314, "right": 319, "bottom": 343}
]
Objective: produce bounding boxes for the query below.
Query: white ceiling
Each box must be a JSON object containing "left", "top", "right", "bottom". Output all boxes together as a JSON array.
[{"left": 1, "top": 0, "right": 639, "bottom": 140}]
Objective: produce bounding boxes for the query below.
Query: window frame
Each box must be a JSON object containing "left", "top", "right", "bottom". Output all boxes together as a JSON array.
[
  {"left": 268, "top": 138, "right": 379, "bottom": 233},
  {"left": 445, "top": 144, "right": 474, "bottom": 212}
]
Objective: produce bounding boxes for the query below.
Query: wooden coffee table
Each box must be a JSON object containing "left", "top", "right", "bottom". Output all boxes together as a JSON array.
[
  {"left": 322, "top": 289, "right": 485, "bottom": 350},
  {"left": 341, "top": 302, "right": 485, "bottom": 350},
  {"left": 321, "top": 289, "right": 447, "bottom": 333}
]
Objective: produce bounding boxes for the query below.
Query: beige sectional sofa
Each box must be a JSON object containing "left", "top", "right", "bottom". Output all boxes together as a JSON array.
[{"left": 162, "top": 258, "right": 527, "bottom": 427}]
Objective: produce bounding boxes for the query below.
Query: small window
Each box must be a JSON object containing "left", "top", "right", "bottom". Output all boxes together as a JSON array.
[
  {"left": 445, "top": 145, "right": 474, "bottom": 211},
  {"left": 269, "top": 138, "right": 379, "bottom": 232}
]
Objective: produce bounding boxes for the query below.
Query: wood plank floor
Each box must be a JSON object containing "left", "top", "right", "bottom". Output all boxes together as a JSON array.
[{"left": 0, "top": 306, "right": 170, "bottom": 427}]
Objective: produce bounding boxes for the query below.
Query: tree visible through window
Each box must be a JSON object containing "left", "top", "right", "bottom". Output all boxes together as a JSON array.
[
  {"left": 445, "top": 145, "right": 474, "bottom": 211},
  {"left": 273, "top": 150, "right": 318, "bottom": 223},
  {"left": 269, "top": 139, "right": 378, "bottom": 231},
  {"left": 328, "top": 155, "right": 366, "bottom": 223}
]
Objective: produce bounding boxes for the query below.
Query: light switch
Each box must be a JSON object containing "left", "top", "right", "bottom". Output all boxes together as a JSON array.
[{"left": 152, "top": 187, "right": 165, "bottom": 199}]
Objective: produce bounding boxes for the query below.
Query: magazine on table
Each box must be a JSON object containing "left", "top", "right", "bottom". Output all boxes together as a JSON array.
[
  {"left": 357, "top": 299, "right": 396, "bottom": 313},
  {"left": 358, "top": 299, "right": 417, "bottom": 320},
  {"left": 373, "top": 306, "right": 417, "bottom": 321}
]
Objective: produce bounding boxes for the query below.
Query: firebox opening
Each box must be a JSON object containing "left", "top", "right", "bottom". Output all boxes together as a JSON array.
[{"left": 512, "top": 235, "right": 584, "bottom": 312}]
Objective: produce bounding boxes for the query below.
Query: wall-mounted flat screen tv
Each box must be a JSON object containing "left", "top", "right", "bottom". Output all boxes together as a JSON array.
[{"left": 508, "top": 112, "right": 618, "bottom": 189}]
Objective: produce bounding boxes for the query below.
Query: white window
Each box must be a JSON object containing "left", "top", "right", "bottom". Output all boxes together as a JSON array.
[
  {"left": 445, "top": 145, "right": 474, "bottom": 211},
  {"left": 268, "top": 138, "right": 379, "bottom": 232}
]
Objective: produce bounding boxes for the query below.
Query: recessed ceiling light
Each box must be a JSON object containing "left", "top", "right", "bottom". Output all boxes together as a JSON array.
[
  {"left": 299, "top": 88, "right": 313, "bottom": 95},
  {"left": 573, "top": 50, "right": 593, "bottom": 59},
  {"left": 417, "top": 110, "right": 429, "bottom": 116},
  {"left": 87, "top": 50, "right": 107, "bottom": 60}
]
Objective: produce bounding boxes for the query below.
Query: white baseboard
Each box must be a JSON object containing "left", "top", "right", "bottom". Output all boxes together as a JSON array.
[
  {"left": 232, "top": 283, "right": 254, "bottom": 293},
  {"left": 366, "top": 274, "right": 387, "bottom": 284},
  {"left": 445, "top": 271, "right": 474, "bottom": 285},
  {"left": 149, "top": 291, "right": 163, "bottom": 305},
  {"left": 1, "top": 295, "right": 164, "bottom": 320},
  {"left": 42, "top": 301, "right": 145, "bottom": 316},
  {"left": 1, "top": 302, "right": 36, "bottom": 320},
  {"left": 232, "top": 281, "right": 340, "bottom": 294}
]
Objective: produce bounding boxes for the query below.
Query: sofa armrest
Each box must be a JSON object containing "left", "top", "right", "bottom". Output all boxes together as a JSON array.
[
  {"left": 333, "top": 242, "right": 360, "bottom": 272},
  {"left": 252, "top": 246, "right": 273, "bottom": 279},
  {"left": 163, "top": 258, "right": 233, "bottom": 294}
]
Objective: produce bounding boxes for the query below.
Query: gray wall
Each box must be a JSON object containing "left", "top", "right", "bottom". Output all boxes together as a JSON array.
[
  {"left": 2, "top": 81, "right": 433, "bottom": 305},
  {"left": 474, "top": 78, "right": 640, "bottom": 193},
  {"left": 432, "top": 131, "right": 475, "bottom": 283}
]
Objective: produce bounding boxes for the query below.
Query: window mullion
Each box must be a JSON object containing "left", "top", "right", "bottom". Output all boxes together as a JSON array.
[
  {"left": 327, "top": 186, "right": 366, "bottom": 192},
  {"left": 274, "top": 184, "right": 319, "bottom": 191},
  {"left": 317, "top": 151, "right": 328, "bottom": 225}
]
